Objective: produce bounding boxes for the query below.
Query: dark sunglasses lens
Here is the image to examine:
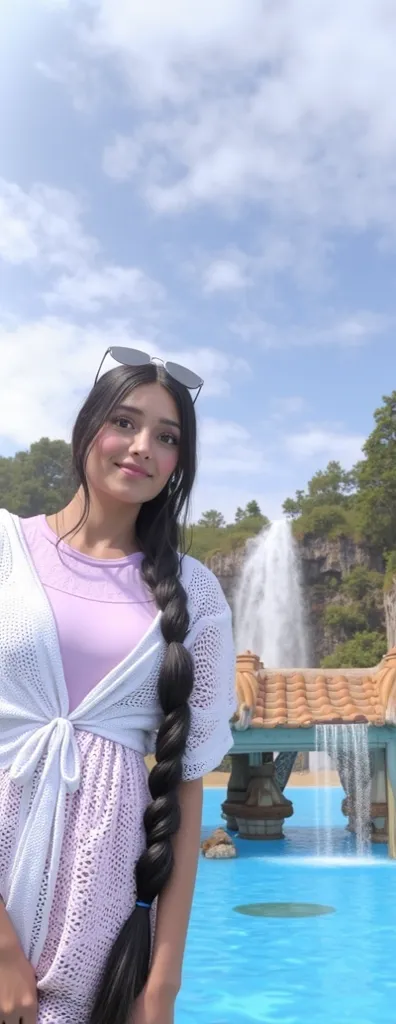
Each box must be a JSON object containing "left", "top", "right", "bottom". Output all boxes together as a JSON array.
[
  {"left": 165, "top": 361, "right": 203, "bottom": 389},
  {"left": 109, "top": 347, "right": 150, "bottom": 367}
]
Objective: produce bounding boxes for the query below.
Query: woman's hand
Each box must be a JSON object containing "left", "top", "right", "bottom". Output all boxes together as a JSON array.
[
  {"left": 131, "top": 983, "right": 175, "bottom": 1024},
  {"left": 0, "top": 943, "right": 37, "bottom": 1023}
]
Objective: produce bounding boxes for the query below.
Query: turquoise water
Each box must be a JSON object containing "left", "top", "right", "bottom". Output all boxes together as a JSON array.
[{"left": 176, "top": 787, "right": 396, "bottom": 1024}]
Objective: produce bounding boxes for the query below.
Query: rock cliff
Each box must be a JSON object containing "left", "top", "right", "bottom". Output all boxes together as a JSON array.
[
  {"left": 385, "top": 580, "right": 396, "bottom": 648},
  {"left": 206, "top": 535, "right": 385, "bottom": 666},
  {"left": 299, "top": 536, "right": 384, "bottom": 664}
]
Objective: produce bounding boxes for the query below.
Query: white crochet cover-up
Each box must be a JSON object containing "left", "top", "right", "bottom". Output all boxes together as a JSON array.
[{"left": 0, "top": 510, "right": 236, "bottom": 1024}]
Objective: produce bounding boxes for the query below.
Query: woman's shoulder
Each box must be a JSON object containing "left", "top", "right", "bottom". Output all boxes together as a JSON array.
[
  {"left": 180, "top": 552, "right": 219, "bottom": 587},
  {"left": 180, "top": 554, "right": 231, "bottom": 616},
  {"left": 0, "top": 508, "right": 15, "bottom": 540}
]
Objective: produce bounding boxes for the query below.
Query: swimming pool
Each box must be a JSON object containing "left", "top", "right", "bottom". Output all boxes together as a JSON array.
[{"left": 177, "top": 787, "right": 396, "bottom": 1024}]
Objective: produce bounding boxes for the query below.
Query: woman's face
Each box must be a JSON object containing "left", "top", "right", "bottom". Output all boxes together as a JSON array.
[{"left": 86, "top": 382, "right": 181, "bottom": 506}]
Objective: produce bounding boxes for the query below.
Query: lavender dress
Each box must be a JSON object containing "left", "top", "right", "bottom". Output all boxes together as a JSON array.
[{"left": 0, "top": 515, "right": 235, "bottom": 1023}]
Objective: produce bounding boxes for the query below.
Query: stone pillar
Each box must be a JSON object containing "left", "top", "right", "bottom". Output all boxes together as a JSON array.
[
  {"left": 222, "top": 759, "right": 294, "bottom": 839},
  {"left": 370, "top": 749, "right": 388, "bottom": 844}
]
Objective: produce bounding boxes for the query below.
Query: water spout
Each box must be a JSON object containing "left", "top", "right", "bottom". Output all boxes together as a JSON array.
[{"left": 315, "top": 724, "right": 371, "bottom": 856}]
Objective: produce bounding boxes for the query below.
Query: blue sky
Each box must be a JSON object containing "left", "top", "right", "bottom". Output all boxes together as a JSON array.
[{"left": 1, "top": 0, "right": 395, "bottom": 521}]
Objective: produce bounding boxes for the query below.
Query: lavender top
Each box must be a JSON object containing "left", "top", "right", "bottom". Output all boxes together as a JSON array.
[{"left": 20, "top": 514, "right": 157, "bottom": 712}]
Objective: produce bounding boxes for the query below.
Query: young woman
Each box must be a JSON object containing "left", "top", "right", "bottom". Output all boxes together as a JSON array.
[{"left": 0, "top": 349, "right": 236, "bottom": 1024}]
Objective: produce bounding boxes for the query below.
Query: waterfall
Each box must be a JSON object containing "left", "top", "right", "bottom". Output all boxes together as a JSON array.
[
  {"left": 315, "top": 724, "right": 371, "bottom": 856},
  {"left": 234, "top": 519, "right": 309, "bottom": 666},
  {"left": 234, "top": 519, "right": 310, "bottom": 789}
]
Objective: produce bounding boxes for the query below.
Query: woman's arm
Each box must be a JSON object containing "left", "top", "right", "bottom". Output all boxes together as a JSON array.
[
  {"left": 146, "top": 776, "right": 203, "bottom": 999},
  {"left": 0, "top": 900, "right": 37, "bottom": 1023}
]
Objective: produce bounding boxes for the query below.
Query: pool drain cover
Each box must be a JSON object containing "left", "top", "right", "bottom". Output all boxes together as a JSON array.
[{"left": 234, "top": 902, "right": 335, "bottom": 918}]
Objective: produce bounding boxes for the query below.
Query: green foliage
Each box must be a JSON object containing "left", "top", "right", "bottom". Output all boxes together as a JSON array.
[
  {"left": 293, "top": 504, "right": 353, "bottom": 540},
  {"left": 190, "top": 500, "right": 270, "bottom": 561},
  {"left": 234, "top": 501, "right": 268, "bottom": 525},
  {"left": 197, "top": 509, "right": 226, "bottom": 529},
  {"left": 284, "top": 462, "right": 356, "bottom": 522},
  {"left": 340, "top": 566, "right": 384, "bottom": 602},
  {"left": 321, "top": 631, "right": 387, "bottom": 669},
  {"left": 284, "top": 395, "right": 396, "bottom": 556},
  {"left": 0, "top": 439, "right": 74, "bottom": 517},
  {"left": 187, "top": 515, "right": 267, "bottom": 561},
  {"left": 245, "top": 500, "right": 262, "bottom": 518},
  {"left": 323, "top": 604, "right": 366, "bottom": 635},
  {"left": 355, "top": 391, "right": 396, "bottom": 552},
  {"left": 283, "top": 491, "right": 305, "bottom": 519}
]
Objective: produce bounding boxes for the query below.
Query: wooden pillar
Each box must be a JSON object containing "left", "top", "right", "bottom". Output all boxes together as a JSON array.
[{"left": 386, "top": 741, "right": 396, "bottom": 859}]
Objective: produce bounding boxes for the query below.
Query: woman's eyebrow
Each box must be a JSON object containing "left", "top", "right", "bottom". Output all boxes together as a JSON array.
[{"left": 115, "top": 404, "right": 180, "bottom": 430}]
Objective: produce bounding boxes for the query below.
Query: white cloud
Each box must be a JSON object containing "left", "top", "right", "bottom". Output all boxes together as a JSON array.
[
  {"left": 88, "top": 0, "right": 396, "bottom": 239},
  {"left": 0, "top": 316, "right": 247, "bottom": 446},
  {"left": 231, "top": 310, "right": 392, "bottom": 348},
  {"left": 0, "top": 180, "right": 97, "bottom": 271},
  {"left": 197, "top": 416, "right": 267, "bottom": 477},
  {"left": 199, "top": 418, "right": 250, "bottom": 447},
  {"left": 331, "top": 312, "right": 391, "bottom": 342},
  {"left": 45, "top": 265, "right": 166, "bottom": 313},
  {"left": 284, "top": 427, "right": 365, "bottom": 466},
  {"left": 164, "top": 347, "right": 250, "bottom": 398},
  {"left": 35, "top": 58, "right": 105, "bottom": 113},
  {"left": 85, "top": 0, "right": 262, "bottom": 104},
  {"left": 191, "top": 481, "right": 284, "bottom": 523},
  {"left": 0, "top": 178, "right": 167, "bottom": 319},
  {"left": 102, "top": 135, "right": 145, "bottom": 180},
  {"left": 202, "top": 258, "right": 249, "bottom": 294}
]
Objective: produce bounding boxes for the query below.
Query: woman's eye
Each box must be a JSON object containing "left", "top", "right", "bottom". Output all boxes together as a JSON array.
[
  {"left": 113, "top": 417, "right": 133, "bottom": 430},
  {"left": 159, "top": 433, "right": 178, "bottom": 446}
]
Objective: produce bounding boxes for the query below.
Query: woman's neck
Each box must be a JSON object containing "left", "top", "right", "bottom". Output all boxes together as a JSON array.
[{"left": 46, "top": 489, "right": 142, "bottom": 559}]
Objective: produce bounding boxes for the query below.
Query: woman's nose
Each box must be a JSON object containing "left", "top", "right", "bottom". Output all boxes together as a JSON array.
[{"left": 129, "top": 429, "right": 152, "bottom": 459}]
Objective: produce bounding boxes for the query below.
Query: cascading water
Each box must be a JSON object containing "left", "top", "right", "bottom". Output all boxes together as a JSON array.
[
  {"left": 234, "top": 519, "right": 310, "bottom": 788},
  {"left": 234, "top": 519, "right": 372, "bottom": 857},
  {"left": 315, "top": 724, "right": 371, "bottom": 856},
  {"left": 234, "top": 518, "right": 309, "bottom": 666}
]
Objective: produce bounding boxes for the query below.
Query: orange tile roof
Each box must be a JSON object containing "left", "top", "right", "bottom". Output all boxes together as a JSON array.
[{"left": 234, "top": 650, "right": 396, "bottom": 729}]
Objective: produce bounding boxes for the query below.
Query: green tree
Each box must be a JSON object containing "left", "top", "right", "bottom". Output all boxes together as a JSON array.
[
  {"left": 340, "top": 566, "right": 384, "bottom": 603},
  {"left": 0, "top": 438, "right": 74, "bottom": 516},
  {"left": 245, "top": 500, "right": 261, "bottom": 518},
  {"left": 323, "top": 604, "right": 367, "bottom": 636},
  {"left": 356, "top": 391, "right": 396, "bottom": 552},
  {"left": 197, "top": 509, "right": 226, "bottom": 529},
  {"left": 235, "top": 506, "right": 245, "bottom": 523},
  {"left": 282, "top": 491, "right": 305, "bottom": 518},
  {"left": 307, "top": 461, "right": 356, "bottom": 505},
  {"left": 283, "top": 462, "right": 357, "bottom": 537},
  {"left": 321, "top": 631, "right": 387, "bottom": 669},
  {"left": 297, "top": 505, "right": 347, "bottom": 536}
]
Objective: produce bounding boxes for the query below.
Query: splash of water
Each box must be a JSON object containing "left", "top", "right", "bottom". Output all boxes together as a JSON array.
[
  {"left": 234, "top": 519, "right": 309, "bottom": 666},
  {"left": 315, "top": 724, "right": 371, "bottom": 856}
]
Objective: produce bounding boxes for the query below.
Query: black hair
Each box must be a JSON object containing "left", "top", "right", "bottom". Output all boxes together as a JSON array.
[{"left": 69, "top": 363, "right": 197, "bottom": 1024}]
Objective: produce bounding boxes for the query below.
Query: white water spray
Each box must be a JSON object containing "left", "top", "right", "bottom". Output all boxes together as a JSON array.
[
  {"left": 315, "top": 724, "right": 371, "bottom": 856},
  {"left": 234, "top": 519, "right": 309, "bottom": 666}
]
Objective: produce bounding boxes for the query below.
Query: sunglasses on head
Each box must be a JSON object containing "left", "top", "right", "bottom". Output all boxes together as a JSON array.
[{"left": 95, "top": 346, "right": 204, "bottom": 403}]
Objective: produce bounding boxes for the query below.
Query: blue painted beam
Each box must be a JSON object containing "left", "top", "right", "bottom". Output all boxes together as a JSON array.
[{"left": 229, "top": 725, "right": 395, "bottom": 754}]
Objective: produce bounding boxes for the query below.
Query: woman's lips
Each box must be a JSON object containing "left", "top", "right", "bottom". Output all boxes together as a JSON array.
[{"left": 116, "top": 463, "right": 150, "bottom": 478}]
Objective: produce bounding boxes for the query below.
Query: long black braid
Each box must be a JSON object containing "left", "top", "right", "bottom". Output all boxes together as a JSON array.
[
  {"left": 88, "top": 541, "right": 194, "bottom": 1022},
  {"left": 67, "top": 362, "right": 197, "bottom": 1024}
]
